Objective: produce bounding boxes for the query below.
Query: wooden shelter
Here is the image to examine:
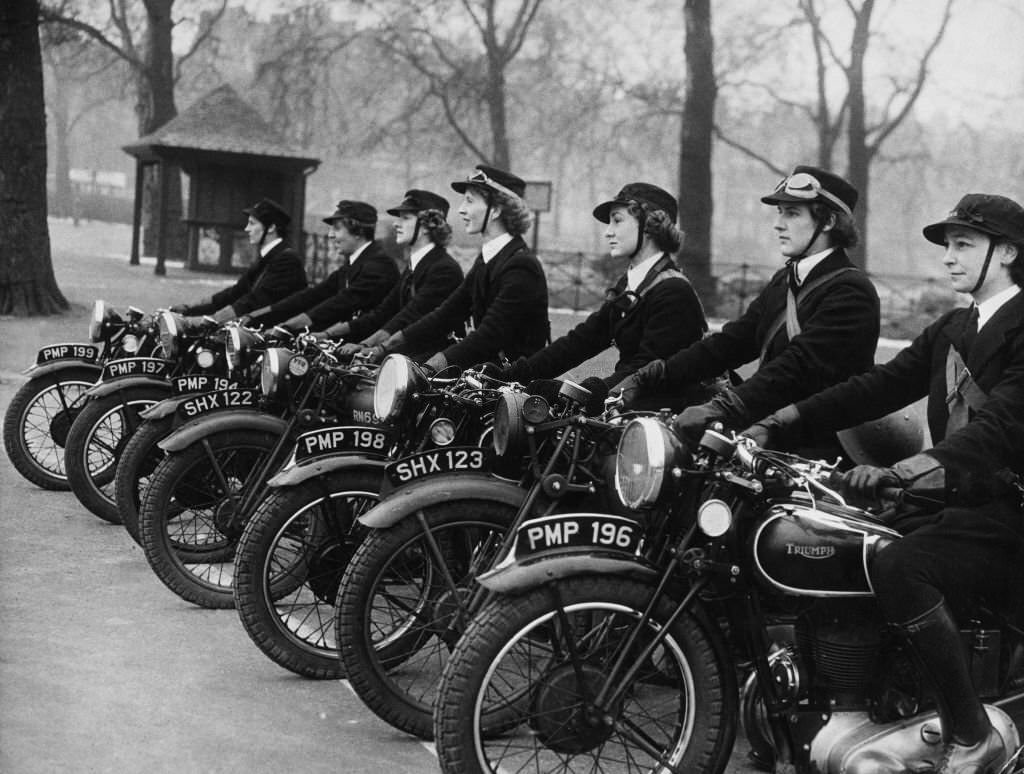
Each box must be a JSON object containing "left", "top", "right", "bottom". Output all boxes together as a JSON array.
[{"left": 123, "top": 85, "right": 320, "bottom": 274}]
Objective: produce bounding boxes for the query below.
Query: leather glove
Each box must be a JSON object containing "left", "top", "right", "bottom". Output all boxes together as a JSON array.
[
  {"left": 613, "top": 359, "right": 666, "bottom": 408},
  {"left": 503, "top": 356, "right": 532, "bottom": 383},
  {"left": 263, "top": 325, "right": 293, "bottom": 343},
  {"left": 839, "top": 464, "right": 901, "bottom": 505},
  {"left": 169, "top": 304, "right": 191, "bottom": 315},
  {"left": 424, "top": 352, "right": 448, "bottom": 374},
  {"left": 337, "top": 342, "right": 364, "bottom": 357},
  {"left": 672, "top": 391, "right": 749, "bottom": 446},
  {"left": 740, "top": 404, "right": 801, "bottom": 450},
  {"left": 477, "top": 361, "right": 506, "bottom": 380},
  {"left": 365, "top": 344, "right": 387, "bottom": 363}
]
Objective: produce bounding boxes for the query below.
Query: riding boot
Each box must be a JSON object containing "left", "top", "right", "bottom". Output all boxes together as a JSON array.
[{"left": 897, "top": 599, "right": 1005, "bottom": 773}]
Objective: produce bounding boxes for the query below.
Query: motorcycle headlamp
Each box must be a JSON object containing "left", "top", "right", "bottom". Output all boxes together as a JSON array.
[
  {"left": 89, "top": 300, "right": 108, "bottom": 342},
  {"left": 157, "top": 310, "right": 182, "bottom": 359},
  {"left": 121, "top": 334, "right": 140, "bottom": 354},
  {"left": 196, "top": 348, "right": 217, "bottom": 369},
  {"left": 697, "top": 498, "right": 733, "bottom": 537},
  {"left": 492, "top": 391, "right": 549, "bottom": 457},
  {"left": 373, "top": 354, "right": 428, "bottom": 422},
  {"left": 614, "top": 417, "right": 687, "bottom": 510},
  {"left": 429, "top": 418, "right": 457, "bottom": 446},
  {"left": 261, "top": 348, "right": 293, "bottom": 399}
]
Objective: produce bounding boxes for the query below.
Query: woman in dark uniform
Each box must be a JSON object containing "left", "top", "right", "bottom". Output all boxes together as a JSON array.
[{"left": 502, "top": 182, "right": 708, "bottom": 410}]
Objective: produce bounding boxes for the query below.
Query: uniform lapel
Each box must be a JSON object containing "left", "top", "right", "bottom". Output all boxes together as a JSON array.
[{"left": 968, "top": 291, "right": 1024, "bottom": 376}]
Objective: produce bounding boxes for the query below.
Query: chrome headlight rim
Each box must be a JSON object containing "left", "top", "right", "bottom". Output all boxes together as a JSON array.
[
  {"left": 614, "top": 416, "right": 684, "bottom": 510},
  {"left": 373, "top": 354, "right": 425, "bottom": 422},
  {"left": 157, "top": 310, "right": 181, "bottom": 359},
  {"left": 261, "top": 347, "right": 293, "bottom": 399},
  {"left": 89, "top": 300, "right": 107, "bottom": 342},
  {"left": 697, "top": 498, "right": 734, "bottom": 537},
  {"left": 429, "top": 418, "right": 457, "bottom": 447},
  {"left": 227, "top": 327, "right": 244, "bottom": 371}
]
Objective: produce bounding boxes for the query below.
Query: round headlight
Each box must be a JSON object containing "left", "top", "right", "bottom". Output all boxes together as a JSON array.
[
  {"left": 614, "top": 417, "right": 686, "bottom": 510},
  {"left": 288, "top": 355, "right": 309, "bottom": 377},
  {"left": 493, "top": 392, "right": 528, "bottom": 456},
  {"left": 196, "top": 348, "right": 216, "bottom": 369},
  {"left": 373, "top": 354, "right": 426, "bottom": 421},
  {"left": 89, "top": 300, "right": 107, "bottom": 342},
  {"left": 261, "top": 348, "right": 292, "bottom": 398},
  {"left": 429, "top": 418, "right": 457, "bottom": 446},
  {"left": 157, "top": 311, "right": 181, "bottom": 359},
  {"left": 227, "top": 327, "right": 243, "bottom": 370},
  {"left": 697, "top": 498, "right": 733, "bottom": 537},
  {"left": 121, "top": 334, "right": 140, "bottom": 354}
]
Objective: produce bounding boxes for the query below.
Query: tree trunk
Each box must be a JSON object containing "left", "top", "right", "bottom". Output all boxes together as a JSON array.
[
  {"left": 845, "top": 0, "right": 874, "bottom": 270},
  {"left": 677, "top": 0, "right": 716, "bottom": 301},
  {"left": 486, "top": 52, "right": 511, "bottom": 169},
  {"left": 0, "top": 0, "right": 69, "bottom": 316}
]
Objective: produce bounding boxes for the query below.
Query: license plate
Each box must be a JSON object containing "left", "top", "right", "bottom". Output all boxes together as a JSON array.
[
  {"left": 176, "top": 389, "right": 259, "bottom": 420},
  {"left": 512, "top": 513, "right": 643, "bottom": 559},
  {"left": 34, "top": 343, "right": 100, "bottom": 366},
  {"left": 386, "top": 446, "right": 491, "bottom": 486},
  {"left": 293, "top": 425, "right": 393, "bottom": 463},
  {"left": 172, "top": 375, "right": 238, "bottom": 395},
  {"left": 99, "top": 357, "right": 173, "bottom": 381}
]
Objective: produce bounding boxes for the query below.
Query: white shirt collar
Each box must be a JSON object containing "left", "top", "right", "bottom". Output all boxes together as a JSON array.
[
  {"left": 626, "top": 252, "right": 664, "bottom": 293},
  {"left": 481, "top": 233, "right": 514, "bottom": 264},
  {"left": 259, "top": 237, "right": 283, "bottom": 257},
  {"left": 791, "top": 247, "right": 834, "bottom": 286},
  {"left": 976, "top": 284, "right": 1021, "bottom": 329},
  {"left": 409, "top": 243, "right": 433, "bottom": 271},
  {"left": 347, "top": 240, "right": 371, "bottom": 265}
]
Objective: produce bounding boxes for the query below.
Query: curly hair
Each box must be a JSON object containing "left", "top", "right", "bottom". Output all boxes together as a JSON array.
[
  {"left": 480, "top": 188, "right": 533, "bottom": 237},
  {"left": 417, "top": 209, "right": 452, "bottom": 246},
  {"left": 625, "top": 201, "right": 686, "bottom": 254},
  {"left": 809, "top": 202, "right": 859, "bottom": 249}
]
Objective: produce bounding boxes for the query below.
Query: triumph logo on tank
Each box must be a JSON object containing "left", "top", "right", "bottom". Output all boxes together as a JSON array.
[{"left": 785, "top": 543, "right": 836, "bottom": 559}]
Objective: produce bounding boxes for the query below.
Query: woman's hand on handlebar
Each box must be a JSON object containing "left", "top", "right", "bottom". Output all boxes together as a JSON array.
[{"left": 836, "top": 464, "right": 902, "bottom": 508}]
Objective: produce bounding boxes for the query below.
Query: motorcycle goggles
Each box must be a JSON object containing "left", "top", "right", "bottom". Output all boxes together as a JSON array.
[
  {"left": 461, "top": 169, "right": 520, "bottom": 200},
  {"left": 768, "top": 172, "right": 853, "bottom": 218}
]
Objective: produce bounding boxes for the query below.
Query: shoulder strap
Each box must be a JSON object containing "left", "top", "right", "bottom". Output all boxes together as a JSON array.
[
  {"left": 945, "top": 344, "right": 988, "bottom": 412},
  {"left": 758, "top": 266, "right": 858, "bottom": 365}
]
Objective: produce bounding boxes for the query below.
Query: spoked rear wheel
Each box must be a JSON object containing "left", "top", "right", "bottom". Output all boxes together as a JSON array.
[
  {"left": 114, "top": 416, "right": 173, "bottom": 545},
  {"left": 3, "top": 368, "right": 96, "bottom": 490},
  {"left": 233, "top": 467, "right": 384, "bottom": 679},
  {"left": 336, "top": 499, "right": 517, "bottom": 739},
  {"left": 434, "top": 575, "right": 736, "bottom": 774},
  {"left": 139, "top": 429, "right": 278, "bottom": 608}
]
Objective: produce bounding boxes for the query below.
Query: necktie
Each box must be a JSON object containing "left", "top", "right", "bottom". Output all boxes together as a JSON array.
[
  {"left": 784, "top": 260, "right": 800, "bottom": 339},
  {"left": 962, "top": 304, "right": 979, "bottom": 357}
]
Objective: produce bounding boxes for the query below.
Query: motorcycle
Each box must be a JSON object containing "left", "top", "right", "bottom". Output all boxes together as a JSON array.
[
  {"left": 433, "top": 418, "right": 1024, "bottom": 774},
  {"left": 136, "top": 333, "right": 379, "bottom": 608},
  {"left": 231, "top": 354, "right": 505, "bottom": 679},
  {"left": 62, "top": 310, "right": 231, "bottom": 523},
  {"left": 3, "top": 300, "right": 157, "bottom": 490},
  {"left": 333, "top": 376, "right": 631, "bottom": 738}
]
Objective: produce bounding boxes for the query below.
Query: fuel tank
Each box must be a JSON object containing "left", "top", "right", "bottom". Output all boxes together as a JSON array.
[{"left": 752, "top": 496, "right": 901, "bottom": 597}]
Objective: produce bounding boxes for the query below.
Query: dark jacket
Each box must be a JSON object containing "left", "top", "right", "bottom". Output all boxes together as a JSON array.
[
  {"left": 664, "top": 249, "right": 880, "bottom": 420},
  {"left": 797, "top": 291, "right": 1024, "bottom": 510},
  {"left": 188, "top": 241, "right": 307, "bottom": 316},
  {"left": 262, "top": 241, "right": 400, "bottom": 329},
  {"left": 520, "top": 255, "right": 707, "bottom": 408},
  {"left": 402, "top": 236, "right": 549, "bottom": 367},
  {"left": 347, "top": 246, "right": 465, "bottom": 352}
]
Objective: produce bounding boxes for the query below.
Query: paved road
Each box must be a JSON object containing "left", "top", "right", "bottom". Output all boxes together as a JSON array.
[{"left": 1, "top": 220, "right": 918, "bottom": 773}]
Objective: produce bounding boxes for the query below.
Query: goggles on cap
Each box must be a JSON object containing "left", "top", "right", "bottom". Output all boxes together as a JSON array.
[
  {"left": 772, "top": 172, "right": 852, "bottom": 218},
  {"left": 465, "top": 169, "right": 520, "bottom": 200}
]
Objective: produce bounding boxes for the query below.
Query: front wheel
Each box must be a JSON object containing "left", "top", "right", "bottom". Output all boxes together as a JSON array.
[
  {"left": 233, "top": 468, "right": 384, "bottom": 679},
  {"left": 139, "top": 429, "right": 279, "bottom": 608},
  {"left": 435, "top": 576, "right": 736, "bottom": 774},
  {"left": 64, "top": 385, "right": 167, "bottom": 523},
  {"left": 336, "top": 499, "right": 517, "bottom": 739},
  {"left": 114, "top": 416, "right": 174, "bottom": 545},
  {"left": 3, "top": 367, "right": 96, "bottom": 490}
]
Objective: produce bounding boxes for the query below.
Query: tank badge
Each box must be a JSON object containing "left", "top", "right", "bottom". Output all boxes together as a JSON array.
[{"left": 785, "top": 543, "right": 836, "bottom": 559}]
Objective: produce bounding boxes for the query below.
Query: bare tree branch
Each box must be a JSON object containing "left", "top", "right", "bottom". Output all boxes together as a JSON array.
[{"left": 713, "top": 125, "right": 788, "bottom": 177}]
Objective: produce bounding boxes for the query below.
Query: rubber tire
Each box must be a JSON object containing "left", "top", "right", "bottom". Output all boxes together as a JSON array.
[
  {"left": 139, "top": 428, "right": 278, "bottom": 608},
  {"left": 64, "top": 385, "right": 167, "bottom": 523},
  {"left": 336, "top": 499, "right": 518, "bottom": 739},
  {"left": 434, "top": 576, "right": 736, "bottom": 774},
  {"left": 115, "top": 416, "right": 174, "bottom": 545},
  {"left": 3, "top": 368, "right": 96, "bottom": 490},
  {"left": 233, "top": 468, "right": 385, "bottom": 679}
]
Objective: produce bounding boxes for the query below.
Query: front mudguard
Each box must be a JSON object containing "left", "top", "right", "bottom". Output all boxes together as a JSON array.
[
  {"left": 267, "top": 455, "right": 387, "bottom": 488},
  {"left": 139, "top": 394, "right": 190, "bottom": 420},
  {"left": 85, "top": 375, "right": 171, "bottom": 400},
  {"left": 479, "top": 549, "right": 658, "bottom": 595},
  {"left": 359, "top": 472, "right": 527, "bottom": 529},
  {"left": 23, "top": 359, "right": 103, "bottom": 380},
  {"left": 158, "top": 410, "right": 288, "bottom": 453}
]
